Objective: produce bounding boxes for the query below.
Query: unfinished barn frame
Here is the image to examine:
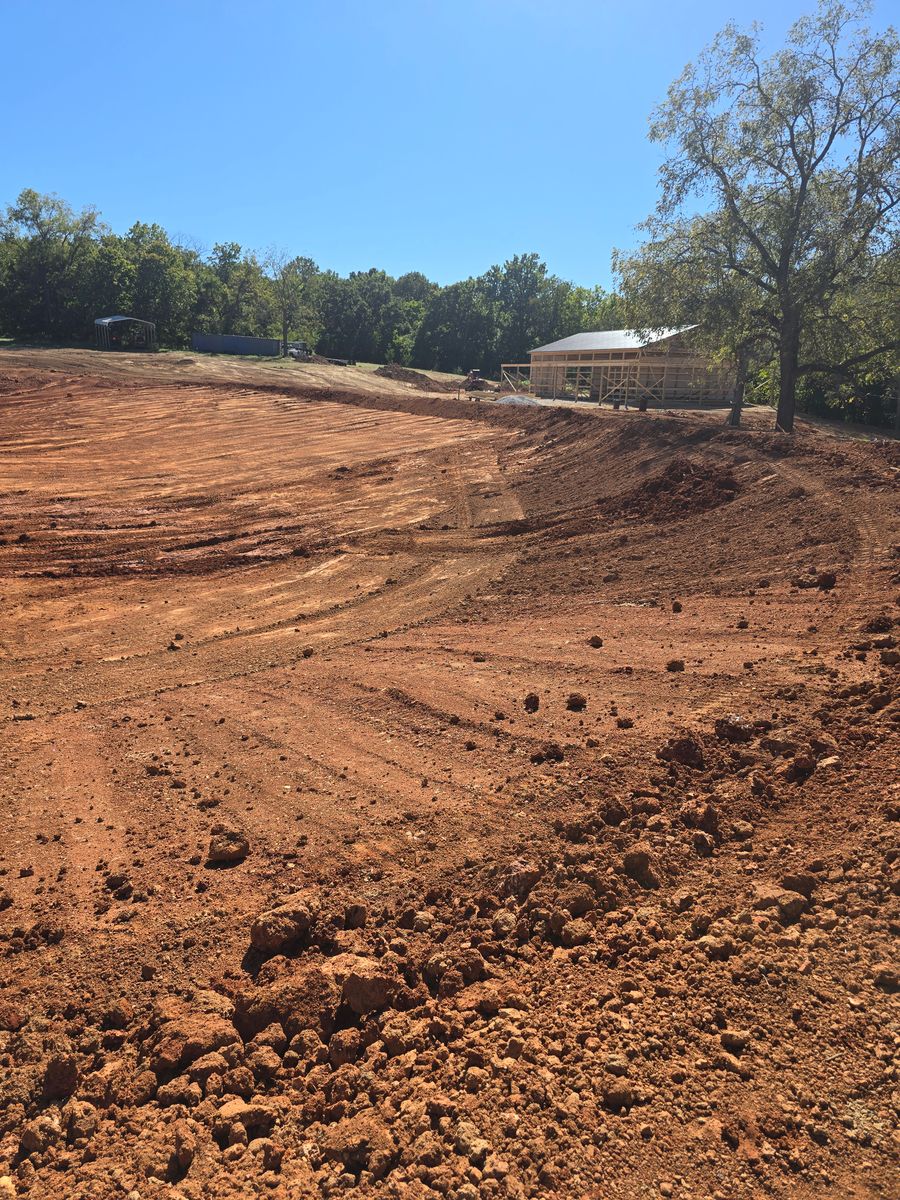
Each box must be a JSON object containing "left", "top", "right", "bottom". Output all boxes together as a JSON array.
[
  {"left": 94, "top": 315, "right": 158, "bottom": 352},
  {"left": 501, "top": 327, "right": 734, "bottom": 407}
]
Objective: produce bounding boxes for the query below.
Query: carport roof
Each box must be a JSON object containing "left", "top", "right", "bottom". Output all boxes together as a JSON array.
[{"left": 94, "top": 315, "right": 156, "bottom": 326}]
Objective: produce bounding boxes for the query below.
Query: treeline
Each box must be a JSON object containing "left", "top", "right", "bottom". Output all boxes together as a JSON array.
[{"left": 0, "top": 190, "right": 620, "bottom": 374}]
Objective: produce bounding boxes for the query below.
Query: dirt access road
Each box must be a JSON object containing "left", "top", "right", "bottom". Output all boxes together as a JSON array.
[{"left": 0, "top": 351, "right": 898, "bottom": 1200}]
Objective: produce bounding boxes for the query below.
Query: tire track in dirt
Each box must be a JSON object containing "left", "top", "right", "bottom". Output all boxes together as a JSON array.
[{"left": 2, "top": 357, "right": 898, "bottom": 1200}]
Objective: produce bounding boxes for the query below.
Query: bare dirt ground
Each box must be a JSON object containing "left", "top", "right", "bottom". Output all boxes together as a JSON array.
[{"left": 0, "top": 351, "right": 898, "bottom": 1200}]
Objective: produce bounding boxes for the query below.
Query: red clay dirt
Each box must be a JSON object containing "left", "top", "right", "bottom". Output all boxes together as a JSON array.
[
  {"left": 0, "top": 353, "right": 898, "bottom": 1200},
  {"left": 373, "top": 365, "right": 457, "bottom": 393}
]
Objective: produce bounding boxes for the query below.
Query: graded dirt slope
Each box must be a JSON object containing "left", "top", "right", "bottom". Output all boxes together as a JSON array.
[
  {"left": 0, "top": 346, "right": 445, "bottom": 398},
  {"left": 0, "top": 356, "right": 898, "bottom": 1200}
]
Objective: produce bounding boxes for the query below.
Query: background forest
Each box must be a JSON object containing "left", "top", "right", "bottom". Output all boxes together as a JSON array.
[{"left": 0, "top": 191, "right": 620, "bottom": 377}]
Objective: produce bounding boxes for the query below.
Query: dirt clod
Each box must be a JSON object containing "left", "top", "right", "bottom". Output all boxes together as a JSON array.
[{"left": 206, "top": 824, "right": 249, "bottom": 864}]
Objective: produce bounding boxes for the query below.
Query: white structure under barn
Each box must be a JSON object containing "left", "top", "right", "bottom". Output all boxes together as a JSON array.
[{"left": 501, "top": 327, "right": 735, "bottom": 407}]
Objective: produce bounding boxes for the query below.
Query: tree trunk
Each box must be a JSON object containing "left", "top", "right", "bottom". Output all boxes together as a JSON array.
[
  {"left": 727, "top": 352, "right": 747, "bottom": 428},
  {"left": 775, "top": 315, "right": 800, "bottom": 433},
  {"left": 727, "top": 378, "right": 745, "bottom": 428}
]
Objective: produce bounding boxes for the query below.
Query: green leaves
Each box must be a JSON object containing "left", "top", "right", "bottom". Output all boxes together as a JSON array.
[
  {"left": 620, "top": 1, "right": 900, "bottom": 430},
  {"left": 0, "top": 191, "right": 620, "bottom": 371}
]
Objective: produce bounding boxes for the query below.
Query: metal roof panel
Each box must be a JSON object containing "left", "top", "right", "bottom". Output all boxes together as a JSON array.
[
  {"left": 94, "top": 315, "right": 155, "bottom": 326},
  {"left": 530, "top": 326, "right": 695, "bottom": 354}
]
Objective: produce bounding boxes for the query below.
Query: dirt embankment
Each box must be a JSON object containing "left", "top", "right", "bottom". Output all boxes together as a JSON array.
[
  {"left": 0, "top": 356, "right": 898, "bottom": 1200},
  {"left": 374, "top": 364, "right": 457, "bottom": 393}
]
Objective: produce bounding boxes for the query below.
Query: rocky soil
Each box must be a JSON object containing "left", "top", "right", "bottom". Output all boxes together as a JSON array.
[{"left": 0, "top": 355, "right": 898, "bottom": 1199}]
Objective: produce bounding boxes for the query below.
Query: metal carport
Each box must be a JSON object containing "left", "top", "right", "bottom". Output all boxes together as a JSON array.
[{"left": 94, "top": 315, "right": 158, "bottom": 351}]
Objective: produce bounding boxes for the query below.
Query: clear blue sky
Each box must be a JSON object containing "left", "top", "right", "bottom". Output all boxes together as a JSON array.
[{"left": 2, "top": 0, "right": 894, "bottom": 289}]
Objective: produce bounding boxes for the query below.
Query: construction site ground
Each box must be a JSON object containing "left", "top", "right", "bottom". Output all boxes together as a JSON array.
[{"left": 0, "top": 348, "right": 898, "bottom": 1200}]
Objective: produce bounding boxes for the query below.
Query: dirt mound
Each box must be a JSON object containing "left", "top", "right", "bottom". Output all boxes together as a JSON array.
[
  {"left": 0, "top": 372, "right": 47, "bottom": 395},
  {"left": 612, "top": 456, "right": 740, "bottom": 520},
  {"left": 374, "top": 363, "right": 456, "bottom": 392}
]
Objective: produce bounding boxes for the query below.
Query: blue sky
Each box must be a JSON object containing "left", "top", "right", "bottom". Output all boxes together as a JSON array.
[{"left": 2, "top": 0, "right": 894, "bottom": 289}]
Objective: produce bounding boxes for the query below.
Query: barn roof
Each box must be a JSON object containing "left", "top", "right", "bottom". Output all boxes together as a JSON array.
[{"left": 530, "top": 327, "right": 694, "bottom": 354}]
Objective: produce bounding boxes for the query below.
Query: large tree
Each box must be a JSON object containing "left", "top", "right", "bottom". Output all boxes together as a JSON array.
[
  {"left": 0, "top": 189, "right": 102, "bottom": 340},
  {"left": 631, "top": 1, "right": 900, "bottom": 431},
  {"left": 615, "top": 212, "right": 775, "bottom": 427},
  {"left": 265, "top": 251, "right": 318, "bottom": 355}
]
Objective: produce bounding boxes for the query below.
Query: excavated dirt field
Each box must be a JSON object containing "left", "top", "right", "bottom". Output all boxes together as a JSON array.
[{"left": 0, "top": 353, "right": 898, "bottom": 1200}]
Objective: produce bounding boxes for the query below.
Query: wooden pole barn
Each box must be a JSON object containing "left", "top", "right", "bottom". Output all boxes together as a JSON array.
[{"left": 501, "top": 327, "right": 735, "bottom": 408}]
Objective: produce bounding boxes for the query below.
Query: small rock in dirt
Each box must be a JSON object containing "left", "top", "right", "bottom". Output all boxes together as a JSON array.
[
  {"left": 679, "top": 798, "right": 719, "bottom": 834},
  {"left": 249, "top": 892, "right": 319, "bottom": 955},
  {"left": 341, "top": 957, "right": 396, "bottom": 1014},
  {"left": 715, "top": 713, "right": 755, "bottom": 743},
  {"left": 345, "top": 902, "right": 367, "bottom": 929},
  {"left": 456, "top": 1120, "right": 492, "bottom": 1165},
  {"left": 62, "top": 1099, "right": 98, "bottom": 1142},
  {"left": 566, "top": 692, "right": 587, "bottom": 712},
  {"left": 523, "top": 692, "right": 540, "bottom": 713},
  {"left": 320, "top": 1113, "right": 396, "bottom": 1180},
  {"left": 588, "top": 635, "right": 604, "bottom": 647},
  {"left": 622, "top": 842, "right": 659, "bottom": 889},
  {"left": 559, "top": 883, "right": 595, "bottom": 916},
  {"left": 214, "top": 1098, "right": 277, "bottom": 1146},
  {"left": 157, "top": 1075, "right": 201, "bottom": 1108},
  {"left": 720, "top": 1029, "right": 751, "bottom": 1054},
  {"left": 0, "top": 998, "right": 24, "bottom": 1031},
  {"left": 248, "top": 1137, "right": 283, "bottom": 1172},
  {"left": 42, "top": 1052, "right": 79, "bottom": 1099},
  {"left": 247, "top": 1044, "right": 282, "bottom": 1081},
  {"left": 666, "top": 659, "right": 685, "bottom": 672},
  {"left": 19, "top": 1113, "right": 62, "bottom": 1156},
  {"left": 602, "top": 1082, "right": 636, "bottom": 1113},
  {"left": 171, "top": 1120, "right": 196, "bottom": 1172},
  {"left": 816, "top": 753, "right": 844, "bottom": 772},
  {"left": 531, "top": 741, "right": 564, "bottom": 763},
  {"left": 780, "top": 872, "right": 817, "bottom": 898},
  {"left": 492, "top": 909, "right": 517, "bottom": 938},
  {"left": 657, "top": 733, "right": 705, "bottom": 769},
  {"left": 672, "top": 600, "right": 683, "bottom": 613},
  {"left": 207, "top": 824, "right": 249, "bottom": 865},
  {"left": 693, "top": 830, "right": 716, "bottom": 857},
  {"left": 752, "top": 882, "right": 807, "bottom": 924},
  {"left": 873, "top": 962, "right": 898, "bottom": 993},
  {"left": 560, "top": 918, "right": 592, "bottom": 947},
  {"left": 504, "top": 860, "right": 542, "bottom": 898}
]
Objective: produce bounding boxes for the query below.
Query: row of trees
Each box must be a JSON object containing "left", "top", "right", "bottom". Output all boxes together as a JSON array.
[
  {"left": 0, "top": 194, "right": 619, "bottom": 376},
  {"left": 1, "top": 5, "right": 896, "bottom": 429}
]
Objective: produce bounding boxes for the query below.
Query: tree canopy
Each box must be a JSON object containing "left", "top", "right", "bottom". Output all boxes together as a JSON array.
[
  {"left": 616, "top": 1, "right": 900, "bottom": 430},
  {"left": 0, "top": 190, "right": 619, "bottom": 376}
]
